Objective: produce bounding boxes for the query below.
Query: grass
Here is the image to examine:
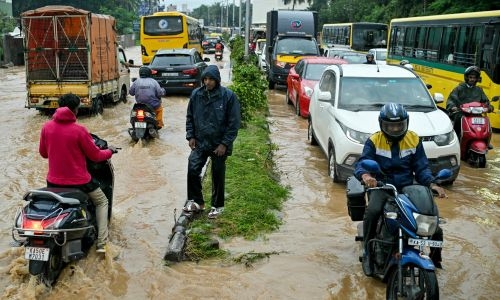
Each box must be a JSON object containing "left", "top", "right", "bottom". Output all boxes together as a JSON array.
[{"left": 183, "top": 110, "right": 290, "bottom": 262}]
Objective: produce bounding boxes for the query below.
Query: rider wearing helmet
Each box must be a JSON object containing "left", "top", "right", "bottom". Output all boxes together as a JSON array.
[
  {"left": 129, "top": 66, "right": 165, "bottom": 129},
  {"left": 446, "top": 66, "right": 493, "bottom": 139},
  {"left": 364, "top": 53, "right": 376, "bottom": 64},
  {"left": 355, "top": 103, "right": 447, "bottom": 276}
]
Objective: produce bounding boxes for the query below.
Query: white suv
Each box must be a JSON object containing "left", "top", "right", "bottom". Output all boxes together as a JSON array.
[{"left": 308, "top": 64, "right": 460, "bottom": 184}]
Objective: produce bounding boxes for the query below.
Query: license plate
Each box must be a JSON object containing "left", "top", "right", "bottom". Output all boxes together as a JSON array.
[
  {"left": 135, "top": 122, "right": 147, "bottom": 128},
  {"left": 162, "top": 72, "right": 178, "bottom": 77},
  {"left": 408, "top": 238, "right": 443, "bottom": 248},
  {"left": 49, "top": 101, "right": 58, "bottom": 108},
  {"left": 472, "top": 117, "right": 485, "bottom": 125},
  {"left": 25, "top": 247, "right": 50, "bottom": 261}
]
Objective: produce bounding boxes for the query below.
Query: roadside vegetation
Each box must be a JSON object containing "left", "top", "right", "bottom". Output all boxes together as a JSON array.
[{"left": 184, "top": 36, "right": 290, "bottom": 261}]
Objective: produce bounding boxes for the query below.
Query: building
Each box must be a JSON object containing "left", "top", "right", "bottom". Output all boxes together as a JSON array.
[{"left": 252, "top": 0, "right": 308, "bottom": 25}]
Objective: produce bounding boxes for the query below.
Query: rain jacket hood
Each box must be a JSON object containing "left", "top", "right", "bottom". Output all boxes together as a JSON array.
[{"left": 201, "top": 65, "right": 221, "bottom": 87}]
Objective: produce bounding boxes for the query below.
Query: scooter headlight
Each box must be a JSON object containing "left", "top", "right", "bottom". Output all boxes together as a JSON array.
[{"left": 413, "top": 213, "right": 438, "bottom": 237}]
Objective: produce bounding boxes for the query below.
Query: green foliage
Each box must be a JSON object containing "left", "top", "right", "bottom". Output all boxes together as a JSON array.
[{"left": 227, "top": 36, "right": 268, "bottom": 127}]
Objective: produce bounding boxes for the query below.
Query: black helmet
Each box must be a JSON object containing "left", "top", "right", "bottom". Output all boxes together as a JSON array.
[
  {"left": 139, "top": 66, "right": 152, "bottom": 78},
  {"left": 464, "top": 65, "right": 481, "bottom": 82},
  {"left": 366, "top": 53, "right": 374, "bottom": 59},
  {"left": 58, "top": 93, "right": 81, "bottom": 111},
  {"left": 379, "top": 103, "right": 409, "bottom": 142}
]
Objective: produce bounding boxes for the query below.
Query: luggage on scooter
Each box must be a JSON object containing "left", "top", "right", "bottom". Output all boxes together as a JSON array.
[{"left": 346, "top": 176, "right": 366, "bottom": 221}]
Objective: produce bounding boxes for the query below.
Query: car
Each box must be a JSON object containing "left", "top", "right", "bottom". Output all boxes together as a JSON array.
[
  {"left": 308, "top": 64, "right": 460, "bottom": 184},
  {"left": 339, "top": 52, "right": 367, "bottom": 64},
  {"left": 323, "top": 47, "right": 353, "bottom": 58},
  {"left": 202, "top": 37, "right": 219, "bottom": 54},
  {"left": 286, "top": 57, "right": 347, "bottom": 118},
  {"left": 368, "top": 48, "right": 388, "bottom": 65},
  {"left": 256, "top": 40, "right": 268, "bottom": 72},
  {"left": 149, "top": 48, "right": 210, "bottom": 95}
]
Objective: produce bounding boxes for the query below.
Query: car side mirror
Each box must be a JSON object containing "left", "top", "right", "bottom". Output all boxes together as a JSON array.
[
  {"left": 318, "top": 91, "right": 332, "bottom": 102},
  {"left": 204, "top": 57, "right": 211, "bottom": 62},
  {"left": 433, "top": 93, "right": 444, "bottom": 103},
  {"left": 128, "top": 59, "right": 134, "bottom": 65},
  {"left": 492, "top": 96, "right": 499, "bottom": 102}
]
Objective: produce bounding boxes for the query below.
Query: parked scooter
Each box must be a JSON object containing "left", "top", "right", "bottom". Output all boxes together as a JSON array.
[
  {"left": 215, "top": 50, "right": 223, "bottom": 61},
  {"left": 128, "top": 103, "right": 159, "bottom": 142},
  {"left": 451, "top": 100, "right": 495, "bottom": 167},
  {"left": 346, "top": 159, "right": 452, "bottom": 299},
  {"left": 12, "top": 134, "right": 116, "bottom": 285}
]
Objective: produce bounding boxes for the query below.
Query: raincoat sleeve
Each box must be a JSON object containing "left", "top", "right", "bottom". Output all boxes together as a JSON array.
[
  {"left": 186, "top": 93, "right": 195, "bottom": 141},
  {"left": 39, "top": 126, "right": 48, "bottom": 159},
  {"left": 411, "top": 140, "right": 434, "bottom": 186},
  {"left": 129, "top": 81, "right": 136, "bottom": 96},
  {"left": 446, "top": 85, "right": 461, "bottom": 111},
  {"left": 354, "top": 138, "right": 377, "bottom": 181},
  {"left": 221, "top": 90, "right": 241, "bottom": 146}
]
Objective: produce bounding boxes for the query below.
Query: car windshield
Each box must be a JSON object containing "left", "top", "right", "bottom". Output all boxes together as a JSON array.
[
  {"left": 304, "top": 63, "right": 331, "bottom": 81},
  {"left": 151, "top": 55, "right": 192, "bottom": 66},
  {"left": 338, "top": 77, "right": 435, "bottom": 111},
  {"left": 275, "top": 38, "right": 318, "bottom": 56},
  {"left": 341, "top": 54, "right": 366, "bottom": 64}
]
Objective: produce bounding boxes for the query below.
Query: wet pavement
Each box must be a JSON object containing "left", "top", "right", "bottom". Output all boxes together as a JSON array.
[{"left": 0, "top": 46, "right": 498, "bottom": 299}]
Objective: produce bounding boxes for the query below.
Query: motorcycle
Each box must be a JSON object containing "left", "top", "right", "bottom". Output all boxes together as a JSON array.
[
  {"left": 346, "top": 159, "right": 452, "bottom": 299},
  {"left": 215, "top": 50, "right": 223, "bottom": 61},
  {"left": 452, "top": 101, "right": 492, "bottom": 168},
  {"left": 128, "top": 103, "right": 159, "bottom": 142},
  {"left": 11, "top": 134, "right": 116, "bottom": 285}
]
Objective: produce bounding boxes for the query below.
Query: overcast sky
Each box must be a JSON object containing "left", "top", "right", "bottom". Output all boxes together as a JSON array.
[{"left": 163, "top": 0, "right": 227, "bottom": 11}]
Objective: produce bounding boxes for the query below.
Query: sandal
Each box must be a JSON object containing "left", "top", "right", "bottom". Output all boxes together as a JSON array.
[{"left": 183, "top": 200, "right": 204, "bottom": 213}]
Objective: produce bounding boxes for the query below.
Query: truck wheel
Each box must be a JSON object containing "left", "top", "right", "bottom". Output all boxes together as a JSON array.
[
  {"left": 120, "top": 86, "right": 128, "bottom": 103},
  {"left": 92, "top": 98, "right": 104, "bottom": 116}
]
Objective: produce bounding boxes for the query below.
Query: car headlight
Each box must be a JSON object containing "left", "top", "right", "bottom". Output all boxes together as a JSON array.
[
  {"left": 304, "top": 86, "right": 313, "bottom": 98},
  {"left": 433, "top": 131, "right": 455, "bottom": 146},
  {"left": 413, "top": 213, "right": 438, "bottom": 237},
  {"left": 338, "top": 121, "right": 371, "bottom": 144}
]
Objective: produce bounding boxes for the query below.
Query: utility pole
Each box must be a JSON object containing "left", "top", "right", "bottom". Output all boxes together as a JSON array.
[
  {"left": 244, "top": 0, "right": 250, "bottom": 58},
  {"left": 239, "top": 0, "right": 242, "bottom": 35},
  {"left": 232, "top": 0, "right": 235, "bottom": 30}
]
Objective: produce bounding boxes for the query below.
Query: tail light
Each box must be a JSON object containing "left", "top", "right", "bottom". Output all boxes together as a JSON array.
[
  {"left": 183, "top": 68, "right": 198, "bottom": 76},
  {"left": 22, "top": 212, "right": 69, "bottom": 232},
  {"left": 151, "top": 69, "right": 158, "bottom": 75},
  {"left": 137, "top": 109, "right": 145, "bottom": 121}
]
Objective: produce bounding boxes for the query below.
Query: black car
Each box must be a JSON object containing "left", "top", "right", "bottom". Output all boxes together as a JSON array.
[
  {"left": 149, "top": 48, "right": 210, "bottom": 95},
  {"left": 202, "top": 38, "right": 219, "bottom": 54}
]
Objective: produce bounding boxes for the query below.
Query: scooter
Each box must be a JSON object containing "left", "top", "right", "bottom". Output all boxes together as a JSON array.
[
  {"left": 453, "top": 101, "right": 492, "bottom": 168},
  {"left": 346, "top": 159, "right": 452, "bottom": 299},
  {"left": 11, "top": 134, "right": 116, "bottom": 285},
  {"left": 215, "top": 50, "right": 223, "bottom": 61},
  {"left": 128, "top": 103, "right": 159, "bottom": 142}
]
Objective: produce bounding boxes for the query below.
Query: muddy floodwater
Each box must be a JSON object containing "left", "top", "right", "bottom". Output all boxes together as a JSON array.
[{"left": 0, "top": 46, "right": 499, "bottom": 299}]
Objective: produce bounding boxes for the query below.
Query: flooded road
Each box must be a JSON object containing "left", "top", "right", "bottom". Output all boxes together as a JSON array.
[{"left": 0, "top": 46, "right": 498, "bottom": 299}]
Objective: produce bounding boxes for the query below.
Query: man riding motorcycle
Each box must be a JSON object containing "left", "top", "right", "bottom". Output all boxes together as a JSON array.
[
  {"left": 129, "top": 66, "right": 165, "bottom": 129},
  {"left": 355, "top": 103, "right": 447, "bottom": 276},
  {"left": 446, "top": 66, "right": 494, "bottom": 139}
]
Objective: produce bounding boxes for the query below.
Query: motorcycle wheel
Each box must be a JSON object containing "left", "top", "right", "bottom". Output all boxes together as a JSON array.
[
  {"left": 386, "top": 265, "right": 439, "bottom": 300},
  {"left": 40, "top": 247, "right": 64, "bottom": 286}
]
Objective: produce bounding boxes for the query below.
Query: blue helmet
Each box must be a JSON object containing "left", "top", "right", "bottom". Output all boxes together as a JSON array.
[{"left": 379, "top": 103, "right": 409, "bottom": 142}]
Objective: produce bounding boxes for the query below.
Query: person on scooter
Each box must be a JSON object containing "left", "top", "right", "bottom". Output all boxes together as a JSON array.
[
  {"left": 39, "top": 93, "right": 118, "bottom": 253},
  {"left": 129, "top": 66, "right": 165, "bottom": 129},
  {"left": 355, "top": 103, "right": 447, "bottom": 276},
  {"left": 215, "top": 40, "right": 224, "bottom": 58},
  {"left": 364, "top": 53, "right": 376, "bottom": 64},
  {"left": 446, "top": 66, "right": 494, "bottom": 141}
]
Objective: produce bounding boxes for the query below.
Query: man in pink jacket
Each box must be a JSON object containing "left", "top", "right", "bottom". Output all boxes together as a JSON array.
[{"left": 39, "top": 93, "right": 117, "bottom": 253}]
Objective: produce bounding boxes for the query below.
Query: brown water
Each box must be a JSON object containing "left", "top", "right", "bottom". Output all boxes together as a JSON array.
[{"left": 0, "top": 47, "right": 498, "bottom": 299}]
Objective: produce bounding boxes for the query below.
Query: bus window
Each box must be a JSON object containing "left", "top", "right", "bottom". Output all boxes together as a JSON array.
[
  {"left": 427, "top": 26, "right": 443, "bottom": 61},
  {"left": 404, "top": 27, "right": 416, "bottom": 57}
]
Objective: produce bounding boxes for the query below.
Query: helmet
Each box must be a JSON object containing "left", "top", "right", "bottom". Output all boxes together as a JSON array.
[
  {"left": 378, "top": 103, "right": 409, "bottom": 142},
  {"left": 139, "top": 66, "right": 152, "bottom": 78},
  {"left": 464, "top": 65, "right": 481, "bottom": 82},
  {"left": 366, "top": 53, "right": 374, "bottom": 59}
]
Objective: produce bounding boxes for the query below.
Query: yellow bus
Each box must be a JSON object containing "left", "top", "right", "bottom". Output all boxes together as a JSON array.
[
  {"left": 320, "top": 22, "right": 388, "bottom": 52},
  {"left": 140, "top": 11, "right": 203, "bottom": 65},
  {"left": 386, "top": 11, "right": 500, "bottom": 129}
]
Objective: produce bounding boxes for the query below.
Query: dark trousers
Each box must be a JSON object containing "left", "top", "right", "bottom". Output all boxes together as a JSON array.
[
  {"left": 363, "top": 189, "right": 443, "bottom": 262},
  {"left": 187, "top": 148, "right": 227, "bottom": 208}
]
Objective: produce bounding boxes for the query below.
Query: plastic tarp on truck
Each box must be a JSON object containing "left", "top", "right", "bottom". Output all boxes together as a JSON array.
[{"left": 21, "top": 5, "right": 119, "bottom": 84}]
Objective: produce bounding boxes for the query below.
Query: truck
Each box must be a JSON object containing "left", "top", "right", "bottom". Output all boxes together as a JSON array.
[
  {"left": 266, "top": 10, "right": 321, "bottom": 89},
  {"left": 21, "top": 5, "right": 132, "bottom": 115}
]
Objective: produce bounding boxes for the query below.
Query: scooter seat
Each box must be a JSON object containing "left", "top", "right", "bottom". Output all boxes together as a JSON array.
[{"left": 26, "top": 187, "right": 89, "bottom": 204}]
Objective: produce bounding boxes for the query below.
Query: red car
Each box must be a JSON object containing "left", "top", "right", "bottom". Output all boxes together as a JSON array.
[{"left": 286, "top": 57, "right": 347, "bottom": 117}]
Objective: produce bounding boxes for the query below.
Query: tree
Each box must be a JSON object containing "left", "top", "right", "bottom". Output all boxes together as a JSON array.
[{"left": 282, "top": 0, "right": 312, "bottom": 10}]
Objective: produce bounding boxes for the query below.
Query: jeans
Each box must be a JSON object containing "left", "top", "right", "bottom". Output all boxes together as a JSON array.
[{"left": 187, "top": 147, "right": 227, "bottom": 208}]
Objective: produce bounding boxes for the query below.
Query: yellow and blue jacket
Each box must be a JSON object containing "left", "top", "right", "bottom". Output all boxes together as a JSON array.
[{"left": 354, "top": 130, "right": 434, "bottom": 191}]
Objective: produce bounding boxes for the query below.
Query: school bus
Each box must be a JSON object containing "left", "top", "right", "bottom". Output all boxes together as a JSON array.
[
  {"left": 320, "top": 22, "right": 388, "bottom": 52},
  {"left": 386, "top": 11, "right": 500, "bottom": 129},
  {"left": 140, "top": 11, "right": 203, "bottom": 64}
]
